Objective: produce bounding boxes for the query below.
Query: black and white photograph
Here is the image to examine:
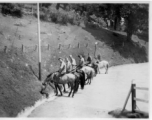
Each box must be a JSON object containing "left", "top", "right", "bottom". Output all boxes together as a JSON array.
[{"left": 0, "top": 1, "right": 150, "bottom": 118}]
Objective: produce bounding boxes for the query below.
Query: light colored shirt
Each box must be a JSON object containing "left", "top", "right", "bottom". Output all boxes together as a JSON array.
[
  {"left": 79, "top": 57, "right": 85, "bottom": 67},
  {"left": 66, "top": 60, "right": 72, "bottom": 72},
  {"left": 59, "top": 61, "right": 66, "bottom": 74},
  {"left": 71, "top": 57, "right": 76, "bottom": 66}
]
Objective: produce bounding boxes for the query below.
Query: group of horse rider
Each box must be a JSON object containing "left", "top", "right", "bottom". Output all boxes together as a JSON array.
[
  {"left": 57, "top": 54, "right": 93, "bottom": 77},
  {"left": 41, "top": 53, "right": 109, "bottom": 97}
]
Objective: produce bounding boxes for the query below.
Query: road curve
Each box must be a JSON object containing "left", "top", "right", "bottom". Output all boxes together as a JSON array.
[{"left": 29, "top": 63, "right": 149, "bottom": 118}]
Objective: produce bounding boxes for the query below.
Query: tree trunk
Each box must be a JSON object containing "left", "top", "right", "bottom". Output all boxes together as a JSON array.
[
  {"left": 127, "top": 30, "right": 132, "bottom": 42},
  {"left": 126, "top": 14, "right": 133, "bottom": 42},
  {"left": 114, "top": 17, "right": 117, "bottom": 30}
]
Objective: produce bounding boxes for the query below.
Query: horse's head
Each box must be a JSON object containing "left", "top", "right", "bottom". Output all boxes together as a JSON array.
[
  {"left": 42, "top": 72, "right": 55, "bottom": 86},
  {"left": 42, "top": 77, "right": 49, "bottom": 86}
]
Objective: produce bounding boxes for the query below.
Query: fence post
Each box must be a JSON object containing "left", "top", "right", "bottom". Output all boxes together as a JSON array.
[
  {"left": 58, "top": 44, "right": 61, "bottom": 50},
  {"left": 4, "top": 46, "right": 7, "bottom": 53},
  {"left": 121, "top": 84, "right": 132, "bottom": 113},
  {"left": 132, "top": 83, "right": 136, "bottom": 113},
  {"left": 19, "top": 35, "right": 21, "bottom": 40},
  {"left": 48, "top": 44, "right": 50, "bottom": 50},
  {"left": 35, "top": 45, "right": 37, "bottom": 52},
  {"left": 94, "top": 43, "right": 97, "bottom": 58},
  {"left": 86, "top": 43, "right": 88, "bottom": 48},
  {"left": 22, "top": 44, "right": 24, "bottom": 52},
  {"left": 78, "top": 42, "right": 80, "bottom": 48},
  {"left": 68, "top": 44, "right": 71, "bottom": 49}
]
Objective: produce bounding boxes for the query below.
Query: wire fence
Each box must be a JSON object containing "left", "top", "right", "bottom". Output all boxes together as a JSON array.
[{"left": 1, "top": 42, "right": 99, "bottom": 54}]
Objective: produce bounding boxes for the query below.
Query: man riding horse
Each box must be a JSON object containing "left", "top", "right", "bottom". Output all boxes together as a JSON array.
[
  {"left": 58, "top": 57, "right": 67, "bottom": 77},
  {"left": 69, "top": 55, "right": 77, "bottom": 72},
  {"left": 85, "top": 53, "right": 92, "bottom": 67},
  {"left": 77, "top": 55, "right": 85, "bottom": 69}
]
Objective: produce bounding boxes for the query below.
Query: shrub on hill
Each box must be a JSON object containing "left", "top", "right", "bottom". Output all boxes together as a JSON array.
[
  {"left": 0, "top": 3, "right": 23, "bottom": 18},
  {"left": 34, "top": 6, "right": 80, "bottom": 25}
]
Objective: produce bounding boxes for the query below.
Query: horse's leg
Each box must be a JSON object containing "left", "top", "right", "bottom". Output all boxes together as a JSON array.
[
  {"left": 58, "top": 84, "right": 63, "bottom": 96},
  {"left": 90, "top": 78, "right": 91, "bottom": 84},
  {"left": 72, "top": 83, "right": 75, "bottom": 98},
  {"left": 55, "top": 84, "right": 58, "bottom": 96},
  {"left": 105, "top": 64, "right": 108, "bottom": 74},
  {"left": 105, "top": 67, "right": 107, "bottom": 74},
  {"left": 68, "top": 83, "right": 73, "bottom": 97},
  {"left": 63, "top": 84, "right": 67, "bottom": 93},
  {"left": 72, "top": 81, "right": 75, "bottom": 97},
  {"left": 89, "top": 78, "right": 91, "bottom": 84},
  {"left": 68, "top": 83, "right": 71, "bottom": 88},
  {"left": 46, "top": 93, "right": 49, "bottom": 98},
  {"left": 85, "top": 78, "right": 89, "bottom": 85},
  {"left": 99, "top": 68, "right": 101, "bottom": 74}
]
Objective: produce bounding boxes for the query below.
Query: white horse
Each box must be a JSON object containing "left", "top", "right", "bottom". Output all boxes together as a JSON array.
[
  {"left": 81, "top": 66, "right": 95, "bottom": 85},
  {"left": 96, "top": 60, "right": 109, "bottom": 74}
]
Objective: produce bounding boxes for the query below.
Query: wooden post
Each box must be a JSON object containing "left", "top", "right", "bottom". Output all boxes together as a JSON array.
[
  {"left": 4, "top": 46, "right": 7, "bottom": 53},
  {"left": 68, "top": 44, "right": 71, "bottom": 49},
  {"left": 121, "top": 85, "right": 132, "bottom": 113},
  {"left": 35, "top": 45, "right": 37, "bottom": 51},
  {"left": 58, "top": 44, "right": 61, "bottom": 50},
  {"left": 48, "top": 44, "right": 50, "bottom": 50},
  {"left": 15, "top": 27, "right": 18, "bottom": 36},
  {"left": 132, "top": 83, "right": 136, "bottom": 113},
  {"left": 22, "top": 44, "right": 24, "bottom": 52},
  {"left": 19, "top": 35, "right": 21, "bottom": 40},
  {"left": 86, "top": 43, "right": 88, "bottom": 48},
  {"left": 78, "top": 42, "right": 80, "bottom": 48},
  {"left": 94, "top": 44, "right": 97, "bottom": 58},
  {"left": 37, "top": 3, "right": 42, "bottom": 81}
]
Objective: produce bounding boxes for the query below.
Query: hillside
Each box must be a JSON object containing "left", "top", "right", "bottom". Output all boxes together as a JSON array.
[{"left": 0, "top": 11, "right": 148, "bottom": 117}]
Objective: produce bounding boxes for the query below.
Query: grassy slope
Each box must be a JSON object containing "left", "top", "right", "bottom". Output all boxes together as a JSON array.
[
  {"left": 0, "top": 13, "right": 148, "bottom": 117},
  {"left": 0, "top": 48, "right": 43, "bottom": 117}
]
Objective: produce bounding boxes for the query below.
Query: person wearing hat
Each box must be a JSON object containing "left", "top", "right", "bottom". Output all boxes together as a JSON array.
[
  {"left": 69, "top": 55, "right": 77, "bottom": 71},
  {"left": 86, "top": 53, "right": 92, "bottom": 66},
  {"left": 58, "top": 57, "right": 67, "bottom": 77},
  {"left": 66, "top": 57, "right": 72, "bottom": 73},
  {"left": 78, "top": 55, "right": 85, "bottom": 69}
]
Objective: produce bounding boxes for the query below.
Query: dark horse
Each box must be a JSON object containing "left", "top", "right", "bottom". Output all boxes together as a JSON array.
[{"left": 41, "top": 70, "right": 85, "bottom": 97}]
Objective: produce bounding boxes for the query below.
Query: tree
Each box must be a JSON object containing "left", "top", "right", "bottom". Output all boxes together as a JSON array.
[{"left": 120, "top": 4, "right": 148, "bottom": 42}]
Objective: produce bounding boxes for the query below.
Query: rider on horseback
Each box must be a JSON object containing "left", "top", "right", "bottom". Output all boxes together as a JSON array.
[
  {"left": 69, "top": 55, "right": 77, "bottom": 72},
  {"left": 85, "top": 53, "right": 92, "bottom": 66},
  {"left": 58, "top": 57, "right": 67, "bottom": 77},
  {"left": 66, "top": 57, "right": 72, "bottom": 73},
  {"left": 78, "top": 55, "right": 85, "bottom": 69}
]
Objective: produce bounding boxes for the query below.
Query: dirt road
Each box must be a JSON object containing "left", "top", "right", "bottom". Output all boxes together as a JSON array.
[{"left": 28, "top": 63, "right": 149, "bottom": 118}]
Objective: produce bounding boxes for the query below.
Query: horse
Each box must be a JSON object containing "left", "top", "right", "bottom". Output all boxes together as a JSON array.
[
  {"left": 80, "top": 66, "right": 95, "bottom": 85},
  {"left": 42, "top": 71, "right": 68, "bottom": 93},
  {"left": 74, "top": 69, "right": 85, "bottom": 91},
  {"left": 42, "top": 71, "right": 85, "bottom": 97},
  {"left": 96, "top": 60, "right": 109, "bottom": 74}
]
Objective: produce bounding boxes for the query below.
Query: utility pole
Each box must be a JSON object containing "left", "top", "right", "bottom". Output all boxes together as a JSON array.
[{"left": 37, "top": 3, "right": 41, "bottom": 81}]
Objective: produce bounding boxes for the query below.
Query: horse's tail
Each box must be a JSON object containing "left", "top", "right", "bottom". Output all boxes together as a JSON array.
[
  {"left": 74, "top": 79, "right": 79, "bottom": 93},
  {"left": 107, "top": 63, "right": 109, "bottom": 69},
  {"left": 80, "top": 70, "right": 85, "bottom": 89}
]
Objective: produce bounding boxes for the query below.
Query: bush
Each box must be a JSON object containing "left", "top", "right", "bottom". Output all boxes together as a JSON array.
[
  {"left": 1, "top": 3, "right": 23, "bottom": 18},
  {"left": 36, "top": 6, "right": 80, "bottom": 25}
]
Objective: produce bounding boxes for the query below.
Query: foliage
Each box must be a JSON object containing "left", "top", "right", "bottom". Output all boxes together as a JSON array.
[
  {"left": 38, "top": 5, "right": 80, "bottom": 25},
  {"left": 69, "top": 3, "right": 149, "bottom": 42},
  {"left": 0, "top": 3, "right": 24, "bottom": 18},
  {"left": 120, "top": 4, "right": 148, "bottom": 41}
]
